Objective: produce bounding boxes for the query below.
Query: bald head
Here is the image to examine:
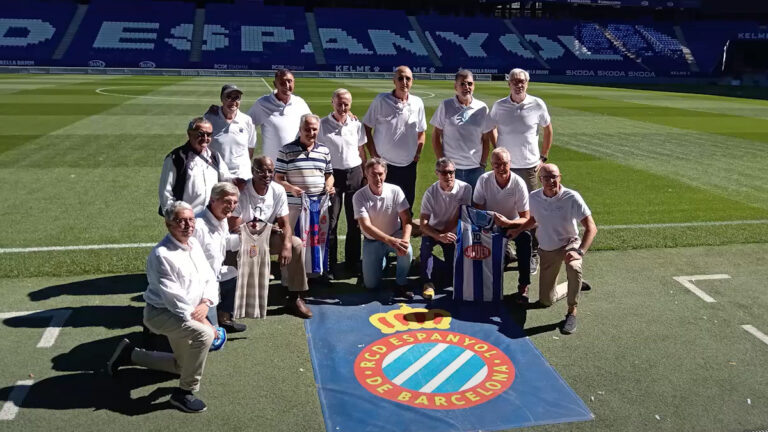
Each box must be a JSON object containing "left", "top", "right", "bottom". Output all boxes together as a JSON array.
[{"left": 540, "top": 163, "right": 560, "bottom": 177}]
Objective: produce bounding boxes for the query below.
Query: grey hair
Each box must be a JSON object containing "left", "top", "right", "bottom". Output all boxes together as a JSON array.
[
  {"left": 491, "top": 147, "right": 511, "bottom": 160},
  {"left": 332, "top": 88, "right": 351, "bottom": 99},
  {"left": 507, "top": 68, "right": 530, "bottom": 82},
  {"left": 365, "top": 157, "right": 388, "bottom": 173},
  {"left": 274, "top": 68, "right": 293, "bottom": 80},
  {"left": 163, "top": 201, "right": 193, "bottom": 222},
  {"left": 435, "top": 157, "right": 454, "bottom": 170},
  {"left": 187, "top": 116, "right": 211, "bottom": 131},
  {"left": 300, "top": 113, "right": 321, "bottom": 126},
  {"left": 210, "top": 182, "right": 239, "bottom": 201},
  {"left": 455, "top": 69, "right": 473, "bottom": 82}
]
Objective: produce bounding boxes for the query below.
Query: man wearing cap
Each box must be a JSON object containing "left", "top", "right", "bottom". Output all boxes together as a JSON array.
[
  {"left": 204, "top": 84, "right": 257, "bottom": 179},
  {"left": 247, "top": 69, "right": 311, "bottom": 161},
  {"left": 158, "top": 117, "right": 239, "bottom": 214},
  {"left": 363, "top": 66, "right": 427, "bottom": 214}
]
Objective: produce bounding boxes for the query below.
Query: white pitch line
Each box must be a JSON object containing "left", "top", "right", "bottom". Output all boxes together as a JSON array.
[
  {"left": 260, "top": 77, "right": 273, "bottom": 92},
  {"left": 0, "top": 311, "right": 42, "bottom": 320},
  {"left": 37, "top": 309, "right": 72, "bottom": 348},
  {"left": 673, "top": 274, "right": 731, "bottom": 303},
  {"left": 95, "top": 86, "right": 209, "bottom": 101},
  {"left": 0, "top": 380, "right": 34, "bottom": 421},
  {"left": 741, "top": 325, "right": 768, "bottom": 346},
  {"left": 2, "top": 219, "right": 767, "bottom": 254}
]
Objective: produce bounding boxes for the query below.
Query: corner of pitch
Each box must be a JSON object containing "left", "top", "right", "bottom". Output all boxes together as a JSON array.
[{"left": 354, "top": 330, "right": 515, "bottom": 409}]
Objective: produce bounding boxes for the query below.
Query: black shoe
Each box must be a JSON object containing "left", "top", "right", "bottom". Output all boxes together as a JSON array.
[
  {"left": 561, "top": 314, "right": 577, "bottom": 334},
  {"left": 107, "top": 338, "right": 134, "bottom": 376},
  {"left": 581, "top": 280, "right": 592, "bottom": 291},
  {"left": 393, "top": 284, "right": 415, "bottom": 300},
  {"left": 219, "top": 319, "right": 247, "bottom": 333},
  {"left": 170, "top": 388, "right": 207, "bottom": 413}
]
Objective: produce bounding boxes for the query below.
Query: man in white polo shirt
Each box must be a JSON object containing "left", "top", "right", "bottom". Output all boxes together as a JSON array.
[
  {"left": 317, "top": 88, "right": 367, "bottom": 277},
  {"left": 523, "top": 163, "right": 596, "bottom": 334},
  {"left": 247, "top": 69, "right": 311, "bottom": 161},
  {"left": 204, "top": 84, "right": 257, "bottom": 179},
  {"left": 363, "top": 66, "right": 427, "bottom": 214},
  {"left": 419, "top": 158, "right": 472, "bottom": 300},
  {"left": 353, "top": 158, "right": 414, "bottom": 299},
  {"left": 473, "top": 148, "right": 532, "bottom": 301},
  {"left": 487, "top": 68, "right": 553, "bottom": 273},
  {"left": 430, "top": 69, "right": 492, "bottom": 190}
]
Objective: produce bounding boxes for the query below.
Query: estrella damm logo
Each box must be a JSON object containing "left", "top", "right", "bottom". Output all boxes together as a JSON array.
[{"left": 354, "top": 305, "right": 515, "bottom": 410}]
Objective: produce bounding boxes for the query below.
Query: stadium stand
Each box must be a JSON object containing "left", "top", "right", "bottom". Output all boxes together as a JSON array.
[
  {"left": 61, "top": 0, "right": 195, "bottom": 68},
  {"left": 0, "top": 0, "right": 77, "bottom": 66},
  {"left": 312, "top": 8, "right": 434, "bottom": 71},
  {"left": 200, "top": 4, "right": 315, "bottom": 71},
  {"left": 680, "top": 20, "right": 762, "bottom": 75}
]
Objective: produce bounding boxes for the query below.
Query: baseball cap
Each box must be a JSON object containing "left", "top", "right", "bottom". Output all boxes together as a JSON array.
[{"left": 221, "top": 84, "right": 243, "bottom": 98}]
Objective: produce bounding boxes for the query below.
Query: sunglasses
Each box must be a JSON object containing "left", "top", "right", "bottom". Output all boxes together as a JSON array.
[
  {"left": 224, "top": 93, "right": 241, "bottom": 102},
  {"left": 194, "top": 130, "right": 213, "bottom": 138}
]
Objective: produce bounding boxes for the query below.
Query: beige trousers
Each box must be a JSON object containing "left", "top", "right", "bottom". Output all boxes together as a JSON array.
[
  {"left": 537, "top": 246, "right": 583, "bottom": 308},
  {"left": 269, "top": 230, "right": 308, "bottom": 292},
  {"left": 133, "top": 305, "right": 214, "bottom": 392}
]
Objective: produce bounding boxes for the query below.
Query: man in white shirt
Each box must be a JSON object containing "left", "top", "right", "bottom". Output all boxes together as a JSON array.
[
  {"left": 419, "top": 158, "right": 472, "bottom": 300},
  {"left": 107, "top": 201, "right": 217, "bottom": 413},
  {"left": 487, "top": 68, "right": 553, "bottom": 272},
  {"left": 473, "top": 148, "right": 532, "bottom": 301},
  {"left": 247, "top": 69, "right": 311, "bottom": 161},
  {"left": 523, "top": 164, "right": 597, "bottom": 334},
  {"left": 193, "top": 182, "right": 245, "bottom": 333},
  {"left": 204, "top": 84, "right": 257, "bottom": 179},
  {"left": 158, "top": 117, "right": 240, "bottom": 214},
  {"left": 231, "top": 156, "right": 311, "bottom": 319},
  {"left": 317, "top": 88, "right": 367, "bottom": 277},
  {"left": 430, "top": 70, "right": 492, "bottom": 190},
  {"left": 363, "top": 66, "right": 427, "bottom": 214},
  {"left": 353, "top": 158, "right": 414, "bottom": 299}
]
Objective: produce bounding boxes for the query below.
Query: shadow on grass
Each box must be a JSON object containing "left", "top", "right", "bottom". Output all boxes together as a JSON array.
[
  {"left": 3, "top": 305, "right": 142, "bottom": 330},
  {"left": 28, "top": 274, "right": 146, "bottom": 301}
]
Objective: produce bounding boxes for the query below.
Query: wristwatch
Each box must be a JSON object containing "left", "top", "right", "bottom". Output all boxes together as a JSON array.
[
  {"left": 540, "top": 155, "right": 548, "bottom": 162},
  {"left": 566, "top": 247, "right": 584, "bottom": 256}
]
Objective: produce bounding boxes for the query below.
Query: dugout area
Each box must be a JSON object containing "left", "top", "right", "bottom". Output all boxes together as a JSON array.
[{"left": 1, "top": 243, "right": 767, "bottom": 432}]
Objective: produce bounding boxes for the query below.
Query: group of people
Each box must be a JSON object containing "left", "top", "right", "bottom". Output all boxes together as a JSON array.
[{"left": 106, "top": 66, "right": 597, "bottom": 413}]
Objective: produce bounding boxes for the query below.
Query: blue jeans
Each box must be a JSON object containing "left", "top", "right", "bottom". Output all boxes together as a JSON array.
[
  {"left": 420, "top": 235, "right": 455, "bottom": 287},
  {"left": 455, "top": 166, "right": 485, "bottom": 191},
  {"left": 362, "top": 237, "right": 413, "bottom": 289}
]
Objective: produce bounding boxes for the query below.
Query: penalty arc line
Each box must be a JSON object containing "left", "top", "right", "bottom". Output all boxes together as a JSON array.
[{"left": 2, "top": 219, "right": 768, "bottom": 254}]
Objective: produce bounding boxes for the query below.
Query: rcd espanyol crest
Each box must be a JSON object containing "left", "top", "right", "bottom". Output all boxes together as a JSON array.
[{"left": 354, "top": 304, "right": 515, "bottom": 409}]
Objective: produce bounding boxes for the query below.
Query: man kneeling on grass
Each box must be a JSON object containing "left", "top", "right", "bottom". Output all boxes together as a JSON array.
[
  {"left": 522, "top": 164, "right": 597, "bottom": 334},
  {"left": 107, "top": 201, "right": 218, "bottom": 413}
]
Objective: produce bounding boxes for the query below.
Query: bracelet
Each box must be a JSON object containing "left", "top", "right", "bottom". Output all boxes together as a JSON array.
[{"left": 540, "top": 155, "right": 548, "bottom": 162}]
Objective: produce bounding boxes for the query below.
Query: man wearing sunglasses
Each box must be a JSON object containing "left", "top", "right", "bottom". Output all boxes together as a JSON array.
[
  {"left": 204, "top": 84, "right": 257, "bottom": 179},
  {"left": 363, "top": 65, "right": 427, "bottom": 215},
  {"left": 159, "top": 117, "right": 237, "bottom": 214}
]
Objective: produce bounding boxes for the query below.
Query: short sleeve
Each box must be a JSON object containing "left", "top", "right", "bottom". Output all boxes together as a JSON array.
[
  {"left": 274, "top": 186, "right": 289, "bottom": 219},
  {"left": 429, "top": 100, "right": 446, "bottom": 129},
  {"left": 362, "top": 96, "right": 379, "bottom": 128},
  {"left": 472, "top": 176, "right": 486, "bottom": 206},
  {"left": 394, "top": 186, "right": 410, "bottom": 213},
  {"left": 274, "top": 147, "right": 288, "bottom": 174},
  {"left": 538, "top": 99, "right": 551, "bottom": 127},
  {"left": 572, "top": 191, "right": 591, "bottom": 221},
  {"left": 357, "top": 122, "right": 367, "bottom": 146},
  {"left": 416, "top": 100, "right": 427, "bottom": 133},
  {"left": 420, "top": 188, "right": 434, "bottom": 216},
  {"left": 353, "top": 189, "right": 368, "bottom": 220}
]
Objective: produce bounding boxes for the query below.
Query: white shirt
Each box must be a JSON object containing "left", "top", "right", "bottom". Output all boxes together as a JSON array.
[
  {"left": 158, "top": 146, "right": 233, "bottom": 214},
  {"left": 233, "top": 181, "right": 289, "bottom": 224},
  {"left": 487, "top": 94, "right": 551, "bottom": 168},
  {"left": 362, "top": 92, "right": 427, "bottom": 167},
  {"left": 247, "top": 92, "right": 311, "bottom": 161},
  {"left": 429, "top": 97, "right": 492, "bottom": 169},
  {"left": 194, "top": 208, "right": 240, "bottom": 282},
  {"left": 473, "top": 171, "right": 529, "bottom": 219},
  {"left": 144, "top": 235, "right": 219, "bottom": 321},
  {"left": 529, "top": 186, "right": 591, "bottom": 251},
  {"left": 353, "top": 183, "right": 410, "bottom": 239},
  {"left": 317, "top": 113, "right": 366, "bottom": 169},
  {"left": 420, "top": 179, "right": 472, "bottom": 231},
  {"left": 205, "top": 107, "right": 257, "bottom": 178}
]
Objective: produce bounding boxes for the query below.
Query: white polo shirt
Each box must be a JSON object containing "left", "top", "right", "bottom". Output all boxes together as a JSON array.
[
  {"left": 529, "top": 186, "right": 591, "bottom": 251},
  {"left": 353, "top": 183, "right": 410, "bottom": 239},
  {"left": 362, "top": 92, "right": 427, "bottom": 167},
  {"left": 473, "top": 171, "right": 529, "bottom": 220},
  {"left": 144, "top": 235, "right": 219, "bottom": 321},
  {"left": 429, "top": 96, "right": 492, "bottom": 169},
  {"left": 317, "top": 113, "right": 366, "bottom": 170},
  {"left": 420, "top": 179, "right": 472, "bottom": 231},
  {"left": 487, "top": 94, "right": 551, "bottom": 169},
  {"left": 247, "top": 92, "right": 311, "bottom": 161},
  {"left": 194, "top": 208, "right": 239, "bottom": 282},
  {"left": 205, "top": 106, "right": 257, "bottom": 179},
  {"left": 233, "top": 181, "right": 289, "bottom": 225}
]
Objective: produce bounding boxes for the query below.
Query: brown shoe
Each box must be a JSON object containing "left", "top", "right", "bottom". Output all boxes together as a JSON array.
[{"left": 288, "top": 294, "right": 313, "bottom": 319}]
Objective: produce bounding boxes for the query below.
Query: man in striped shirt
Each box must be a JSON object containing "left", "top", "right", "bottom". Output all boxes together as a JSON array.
[{"left": 275, "top": 113, "right": 335, "bottom": 237}]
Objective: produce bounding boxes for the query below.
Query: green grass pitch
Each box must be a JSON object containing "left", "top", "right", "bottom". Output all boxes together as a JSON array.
[{"left": 0, "top": 74, "right": 767, "bottom": 431}]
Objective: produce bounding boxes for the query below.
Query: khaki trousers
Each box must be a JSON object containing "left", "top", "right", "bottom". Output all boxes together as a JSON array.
[
  {"left": 134, "top": 305, "right": 214, "bottom": 392},
  {"left": 537, "top": 246, "right": 583, "bottom": 308},
  {"left": 269, "top": 230, "right": 308, "bottom": 292}
]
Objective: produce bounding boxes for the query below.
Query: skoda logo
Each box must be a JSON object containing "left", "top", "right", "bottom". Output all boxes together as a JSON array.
[
  {"left": 88, "top": 60, "right": 106, "bottom": 68},
  {"left": 139, "top": 61, "right": 156, "bottom": 69}
]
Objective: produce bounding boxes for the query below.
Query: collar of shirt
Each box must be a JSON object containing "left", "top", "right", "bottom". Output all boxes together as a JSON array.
[
  {"left": 543, "top": 185, "right": 563, "bottom": 200},
  {"left": 218, "top": 106, "right": 244, "bottom": 124},
  {"left": 272, "top": 92, "right": 293, "bottom": 107},
  {"left": 201, "top": 207, "right": 228, "bottom": 234},
  {"left": 439, "top": 180, "right": 459, "bottom": 196},
  {"left": 166, "top": 233, "right": 192, "bottom": 251}
]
